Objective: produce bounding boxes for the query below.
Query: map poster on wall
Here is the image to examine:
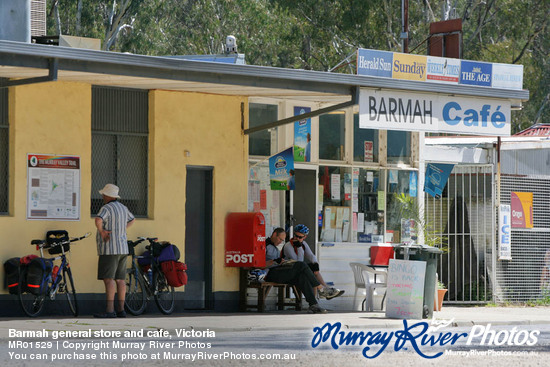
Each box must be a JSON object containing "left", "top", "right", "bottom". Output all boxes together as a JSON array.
[
  {"left": 27, "top": 154, "right": 80, "bottom": 220},
  {"left": 386, "top": 259, "right": 426, "bottom": 319}
]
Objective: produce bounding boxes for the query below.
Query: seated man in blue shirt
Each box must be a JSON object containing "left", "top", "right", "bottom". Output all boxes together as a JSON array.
[{"left": 264, "top": 228, "right": 326, "bottom": 314}]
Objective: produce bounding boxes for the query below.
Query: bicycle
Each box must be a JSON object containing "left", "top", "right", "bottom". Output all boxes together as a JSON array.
[
  {"left": 125, "top": 237, "right": 175, "bottom": 315},
  {"left": 18, "top": 232, "right": 91, "bottom": 317}
]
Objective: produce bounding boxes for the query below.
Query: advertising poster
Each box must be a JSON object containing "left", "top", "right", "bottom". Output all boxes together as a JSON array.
[
  {"left": 424, "top": 163, "right": 454, "bottom": 198},
  {"left": 493, "top": 63, "right": 523, "bottom": 90},
  {"left": 268, "top": 147, "right": 294, "bottom": 190},
  {"left": 344, "top": 173, "right": 351, "bottom": 201},
  {"left": 293, "top": 106, "right": 311, "bottom": 162},
  {"left": 392, "top": 53, "right": 427, "bottom": 82},
  {"left": 356, "top": 48, "right": 524, "bottom": 92},
  {"left": 460, "top": 60, "right": 492, "bottom": 87},
  {"left": 511, "top": 192, "right": 533, "bottom": 228},
  {"left": 499, "top": 204, "right": 512, "bottom": 260},
  {"left": 356, "top": 48, "right": 393, "bottom": 77},
  {"left": 364, "top": 141, "right": 373, "bottom": 162},
  {"left": 426, "top": 56, "right": 460, "bottom": 84},
  {"left": 409, "top": 171, "right": 418, "bottom": 198},
  {"left": 26, "top": 154, "right": 80, "bottom": 220},
  {"left": 330, "top": 174, "right": 340, "bottom": 200}
]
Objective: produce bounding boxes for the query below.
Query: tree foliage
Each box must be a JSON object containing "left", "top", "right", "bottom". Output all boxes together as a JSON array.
[{"left": 46, "top": 0, "right": 549, "bottom": 131}]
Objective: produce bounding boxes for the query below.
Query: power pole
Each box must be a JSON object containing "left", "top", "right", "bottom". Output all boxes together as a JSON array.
[{"left": 401, "top": 0, "right": 409, "bottom": 53}]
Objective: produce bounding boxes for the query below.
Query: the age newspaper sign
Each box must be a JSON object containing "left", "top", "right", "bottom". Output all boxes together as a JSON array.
[{"left": 359, "top": 88, "right": 511, "bottom": 136}]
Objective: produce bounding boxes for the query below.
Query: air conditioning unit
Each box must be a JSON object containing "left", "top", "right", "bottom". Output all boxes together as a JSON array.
[{"left": 30, "top": 0, "right": 46, "bottom": 37}]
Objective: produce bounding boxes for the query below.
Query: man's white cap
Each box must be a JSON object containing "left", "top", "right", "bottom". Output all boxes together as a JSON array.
[{"left": 99, "top": 183, "right": 120, "bottom": 198}]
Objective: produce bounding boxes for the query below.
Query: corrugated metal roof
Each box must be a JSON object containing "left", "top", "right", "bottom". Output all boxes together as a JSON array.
[
  {"left": 514, "top": 124, "right": 550, "bottom": 137},
  {"left": 0, "top": 39, "right": 530, "bottom": 104}
]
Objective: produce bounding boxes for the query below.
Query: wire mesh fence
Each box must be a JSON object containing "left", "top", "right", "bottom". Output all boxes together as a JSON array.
[{"left": 498, "top": 175, "right": 550, "bottom": 303}]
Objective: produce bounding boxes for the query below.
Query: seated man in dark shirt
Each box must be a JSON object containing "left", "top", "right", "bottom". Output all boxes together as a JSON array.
[{"left": 264, "top": 228, "right": 326, "bottom": 314}]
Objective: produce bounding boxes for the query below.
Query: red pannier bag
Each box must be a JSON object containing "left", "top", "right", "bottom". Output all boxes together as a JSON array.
[{"left": 160, "top": 261, "right": 188, "bottom": 287}]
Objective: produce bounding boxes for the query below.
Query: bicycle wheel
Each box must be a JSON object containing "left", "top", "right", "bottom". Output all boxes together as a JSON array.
[
  {"left": 125, "top": 267, "right": 147, "bottom": 315},
  {"left": 18, "top": 271, "right": 46, "bottom": 317},
  {"left": 62, "top": 267, "right": 78, "bottom": 316},
  {"left": 154, "top": 270, "right": 175, "bottom": 315}
]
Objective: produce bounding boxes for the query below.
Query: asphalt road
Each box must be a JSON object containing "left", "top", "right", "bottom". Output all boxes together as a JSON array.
[{"left": 3, "top": 322, "right": 549, "bottom": 366}]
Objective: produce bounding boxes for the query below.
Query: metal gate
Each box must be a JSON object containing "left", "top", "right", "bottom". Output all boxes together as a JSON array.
[{"left": 425, "top": 165, "right": 495, "bottom": 304}]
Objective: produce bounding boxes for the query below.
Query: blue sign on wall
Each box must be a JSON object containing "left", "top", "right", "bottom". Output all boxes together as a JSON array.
[
  {"left": 460, "top": 60, "right": 492, "bottom": 87},
  {"left": 357, "top": 49, "right": 393, "bottom": 78}
]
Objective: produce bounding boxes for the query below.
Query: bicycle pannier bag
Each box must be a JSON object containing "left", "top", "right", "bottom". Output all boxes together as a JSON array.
[
  {"left": 160, "top": 261, "right": 187, "bottom": 287},
  {"left": 137, "top": 250, "right": 152, "bottom": 267},
  {"left": 138, "top": 244, "right": 180, "bottom": 266},
  {"left": 3, "top": 257, "right": 21, "bottom": 294},
  {"left": 26, "top": 258, "right": 53, "bottom": 295},
  {"left": 151, "top": 241, "right": 169, "bottom": 257},
  {"left": 158, "top": 244, "right": 180, "bottom": 263},
  {"left": 46, "top": 230, "right": 70, "bottom": 255}
]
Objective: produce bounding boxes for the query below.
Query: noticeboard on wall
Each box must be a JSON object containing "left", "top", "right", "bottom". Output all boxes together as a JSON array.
[{"left": 27, "top": 154, "right": 80, "bottom": 220}]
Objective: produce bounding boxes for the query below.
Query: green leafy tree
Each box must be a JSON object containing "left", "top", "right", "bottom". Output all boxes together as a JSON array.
[{"left": 47, "top": 0, "right": 549, "bottom": 130}]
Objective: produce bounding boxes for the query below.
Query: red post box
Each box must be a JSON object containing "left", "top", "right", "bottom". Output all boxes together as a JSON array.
[{"left": 225, "top": 212, "right": 266, "bottom": 267}]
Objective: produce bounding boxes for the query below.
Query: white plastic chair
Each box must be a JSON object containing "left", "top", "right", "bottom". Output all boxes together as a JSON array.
[{"left": 349, "top": 262, "right": 388, "bottom": 311}]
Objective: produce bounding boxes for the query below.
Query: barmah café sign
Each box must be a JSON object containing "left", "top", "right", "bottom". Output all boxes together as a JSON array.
[{"left": 359, "top": 88, "right": 511, "bottom": 136}]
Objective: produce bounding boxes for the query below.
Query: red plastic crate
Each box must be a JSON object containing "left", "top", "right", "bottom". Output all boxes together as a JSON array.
[{"left": 370, "top": 245, "right": 394, "bottom": 266}]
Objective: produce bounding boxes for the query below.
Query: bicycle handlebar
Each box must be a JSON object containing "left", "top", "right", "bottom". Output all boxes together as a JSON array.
[
  {"left": 70, "top": 232, "right": 91, "bottom": 242},
  {"left": 30, "top": 232, "right": 91, "bottom": 249},
  {"left": 128, "top": 237, "right": 158, "bottom": 249}
]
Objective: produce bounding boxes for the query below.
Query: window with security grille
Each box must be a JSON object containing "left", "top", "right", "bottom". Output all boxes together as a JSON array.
[
  {"left": 91, "top": 86, "right": 148, "bottom": 217},
  {"left": 0, "top": 84, "right": 8, "bottom": 214}
]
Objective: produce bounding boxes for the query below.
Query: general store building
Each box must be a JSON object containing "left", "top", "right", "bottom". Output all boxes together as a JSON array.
[{"left": 0, "top": 30, "right": 528, "bottom": 313}]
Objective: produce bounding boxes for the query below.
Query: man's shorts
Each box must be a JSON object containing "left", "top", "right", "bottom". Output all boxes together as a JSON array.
[{"left": 98, "top": 254, "right": 128, "bottom": 280}]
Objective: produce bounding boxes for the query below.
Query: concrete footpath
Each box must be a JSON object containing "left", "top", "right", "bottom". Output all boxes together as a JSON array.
[{"left": 1, "top": 306, "right": 549, "bottom": 336}]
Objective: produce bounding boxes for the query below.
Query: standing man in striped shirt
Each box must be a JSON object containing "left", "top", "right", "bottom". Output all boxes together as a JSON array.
[{"left": 94, "top": 183, "right": 135, "bottom": 318}]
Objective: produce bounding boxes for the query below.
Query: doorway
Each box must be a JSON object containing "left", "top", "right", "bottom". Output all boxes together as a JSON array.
[
  {"left": 185, "top": 166, "right": 213, "bottom": 309},
  {"left": 288, "top": 168, "right": 318, "bottom": 253}
]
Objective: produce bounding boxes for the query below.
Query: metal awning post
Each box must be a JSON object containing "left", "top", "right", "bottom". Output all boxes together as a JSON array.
[{"left": 244, "top": 87, "right": 358, "bottom": 135}]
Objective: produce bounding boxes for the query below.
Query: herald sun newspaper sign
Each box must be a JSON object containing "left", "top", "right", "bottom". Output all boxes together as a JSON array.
[{"left": 359, "top": 88, "right": 511, "bottom": 136}]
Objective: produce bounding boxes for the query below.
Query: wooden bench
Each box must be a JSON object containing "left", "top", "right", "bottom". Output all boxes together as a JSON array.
[{"left": 239, "top": 268, "right": 303, "bottom": 312}]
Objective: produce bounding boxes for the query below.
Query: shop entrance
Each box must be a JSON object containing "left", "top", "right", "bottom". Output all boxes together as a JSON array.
[
  {"left": 289, "top": 168, "right": 318, "bottom": 253},
  {"left": 185, "top": 166, "right": 213, "bottom": 309}
]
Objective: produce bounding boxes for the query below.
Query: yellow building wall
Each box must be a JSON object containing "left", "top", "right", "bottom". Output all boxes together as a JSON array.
[
  {"left": 2, "top": 81, "right": 102, "bottom": 292},
  {"left": 1, "top": 82, "right": 247, "bottom": 295},
  {"left": 147, "top": 90, "right": 247, "bottom": 292}
]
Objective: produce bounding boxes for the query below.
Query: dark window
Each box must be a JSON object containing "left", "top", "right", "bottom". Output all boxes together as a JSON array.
[
  {"left": 0, "top": 84, "right": 8, "bottom": 214},
  {"left": 353, "top": 113, "right": 378, "bottom": 163},
  {"left": 319, "top": 112, "right": 345, "bottom": 160},
  {"left": 91, "top": 86, "right": 148, "bottom": 216},
  {"left": 249, "top": 103, "right": 277, "bottom": 156},
  {"left": 387, "top": 130, "right": 411, "bottom": 164}
]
